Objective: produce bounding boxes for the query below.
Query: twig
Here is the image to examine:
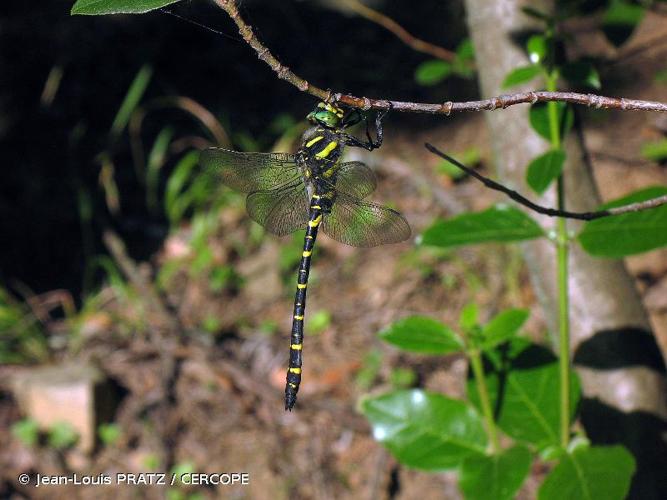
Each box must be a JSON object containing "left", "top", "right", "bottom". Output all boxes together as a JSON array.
[
  {"left": 340, "top": 0, "right": 457, "bottom": 62},
  {"left": 212, "top": 1, "right": 667, "bottom": 114},
  {"left": 425, "top": 143, "right": 667, "bottom": 221}
]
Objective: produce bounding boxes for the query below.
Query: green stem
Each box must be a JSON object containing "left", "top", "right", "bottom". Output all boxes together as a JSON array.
[
  {"left": 469, "top": 349, "right": 500, "bottom": 453},
  {"left": 546, "top": 72, "right": 570, "bottom": 448},
  {"left": 556, "top": 201, "right": 570, "bottom": 447}
]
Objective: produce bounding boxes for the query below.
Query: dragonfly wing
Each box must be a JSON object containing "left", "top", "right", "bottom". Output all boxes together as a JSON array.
[
  {"left": 333, "top": 161, "right": 377, "bottom": 199},
  {"left": 322, "top": 194, "right": 410, "bottom": 247},
  {"left": 246, "top": 182, "right": 310, "bottom": 236},
  {"left": 200, "top": 148, "right": 300, "bottom": 193}
]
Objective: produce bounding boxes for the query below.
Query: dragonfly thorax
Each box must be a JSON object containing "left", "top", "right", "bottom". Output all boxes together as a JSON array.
[{"left": 297, "top": 127, "right": 344, "bottom": 180}]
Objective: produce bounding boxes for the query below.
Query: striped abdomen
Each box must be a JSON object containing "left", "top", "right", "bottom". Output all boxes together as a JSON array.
[{"left": 285, "top": 194, "right": 323, "bottom": 410}]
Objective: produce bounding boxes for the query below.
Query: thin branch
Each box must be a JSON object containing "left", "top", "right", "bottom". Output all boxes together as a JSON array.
[
  {"left": 425, "top": 143, "right": 667, "bottom": 221},
  {"left": 340, "top": 0, "right": 457, "bottom": 62},
  {"left": 212, "top": 1, "right": 667, "bottom": 115}
]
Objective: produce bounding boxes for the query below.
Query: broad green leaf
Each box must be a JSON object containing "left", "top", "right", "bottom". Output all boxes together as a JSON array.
[
  {"left": 640, "top": 139, "right": 667, "bottom": 162},
  {"left": 480, "top": 308, "right": 529, "bottom": 350},
  {"left": 538, "top": 445, "right": 635, "bottom": 500},
  {"left": 460, "top": 446, "right": 532, "bottom": 500},
  {"left": 529, "top": 102, "right": 574, "bottom": 141},
  {"left": 419, "top": 205, "right": 545, "bottom": 248},
  {"left": 578, "top": 186, "right": 667, "bottom": 257},
  {"left": 467, "top": 339, "right": 581, "bottom": 448},
  {"left": 72, "top": 0, "right": 182, "bottom": 15},
  {"left": 361, "top": 390, "right": 487, "bottom": 470},
  {"left": 379, "top": 316, "right": 463, "bottom": 354},
  {"left": 561, "top": 61, "right": 601, "bottom": 89},
  {"left": 501, "top": 65, "right": 541, "bottom": 89},
  {"left": 527, "top": 35, "right": 547, "bottom": 64},
  {"left": 415, "top": 60, "right": 452, "bottom": 86},
  {"left": 602, "top": 0, "right": 645, "bottom": 47},
  {"left": 526, "top": 149, "right": 566, "bottom": 194},
  {"left": 110, "top": 65, "right": 152, "bottom": 137}
]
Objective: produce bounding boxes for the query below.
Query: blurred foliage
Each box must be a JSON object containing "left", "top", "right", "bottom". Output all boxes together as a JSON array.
[
  {"left": 414, "top": 39, "right": 475, "bottom": 86},
  {"left": 11, "top": 418, "right": 40, "bottom": 448},
  {"left": 0, "top": 288, "right": 49, "bottom": 364},
  {"left": 355, "top": 349, "right": 383, "bottom": 390},
  {"left": 98, "top": 423, "right": 122, "bottom": 446},
  {"left": 306, "top": 309, "right": 332, "bottom": 335},
  {"left": 47, "top": 422, "right": 80, "bottom": 449},
  {"left": 640, "top": 139, "right": 667, "bottom": 163}
]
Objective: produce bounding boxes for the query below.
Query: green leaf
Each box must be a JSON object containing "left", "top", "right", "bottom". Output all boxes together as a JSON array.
[
  {"left": 527, "top": 35, "right": 547, "bottom": 64},
  {"left": 48, "top": 422, "right": 79, "bottom": 449},
  {"left": 529, "top": 102, "right": 574, "bottom": 141},
  {"left": 306, "top": 309, "right": 331, "bottom": 335},
  {"left": 460, "top": 446, "right": 532, "bottom": 500},
  {"left": 561, "top": 61, "right": 601, "bottom": 89},
  {"left": 501, "top": 65, "right": 541, "bottom": 89},
  {"left": 98, "top": 423, "right": 121, "bottom": 445},
  {"left": 110, "top": 65, "right": 152, "bottom": 137},
  {"left": 578, "top": 186, "right": 667, "bottom": 257},
  {"left": 640, "top": 139, "right": 667, "bottom": 162},
  {"left": 379, "top": 316, "right": 463, "bottom": 354},
  {"left": 437, "top": 148, "right": 480, "bottom": 180},
  {"left": 415, "top": 60, "right": 452, "bottom": 86},
  {"left": 526, "top": 149, "right": 566, "bottom": 194},
  {"left": 389, "top": 367, "right": 417, "bottom": 388},
  {"left": 538, "top": 445, "right": 635, "bottom": 500},
  {"left": 419, "top": 205, "right": 545, "bottom": 248},
  {"left": 456, "top": 38, "right": 475, "bottom": 61},
  {"left": 11, "top": 419, "right": 40, "bottom": 447},
  {"left": 480, "top": 308, "right": 529, "bottom": 350},
  {"left": 459, "top": 303, "right": 479, "bottom": 332},
  {"left": 602, "top": 0, "right": 645, "bottom": 47},
  {"left": 467, "top": 339, "right": 581, "bottom": 448},
  {"left": 72, "top": 0, "right": 182, "bottom": 15},
  {"left": 361, "top": 390, "right": 487, "bottom": 470}
]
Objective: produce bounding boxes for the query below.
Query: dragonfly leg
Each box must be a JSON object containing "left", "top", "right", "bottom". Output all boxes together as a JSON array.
[{"left": 341, "top": 104, "right": 391, "bottom": 151}]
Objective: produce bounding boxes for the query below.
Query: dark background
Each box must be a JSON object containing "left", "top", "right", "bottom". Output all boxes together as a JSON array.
[{"left": 0, "top": 0, "right": 469, "bottom": 298}]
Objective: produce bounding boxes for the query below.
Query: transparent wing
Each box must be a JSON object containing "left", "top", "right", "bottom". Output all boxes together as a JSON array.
[
  {"left": 333, "top": 161, "right": 378, "bottom": 199},
  {"left": 322, "top": 194, "right": 411, "bottom": 247},
  {"left": 246, "top": 181, "right": 310, "bottom": 236},
  {"left": 200, "top": 148, "right": 300, "bottom": 193}
]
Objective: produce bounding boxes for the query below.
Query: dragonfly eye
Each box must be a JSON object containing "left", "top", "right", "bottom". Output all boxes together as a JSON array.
[{"left": 307, "top": 102, "right": 344, "bottom": 128}]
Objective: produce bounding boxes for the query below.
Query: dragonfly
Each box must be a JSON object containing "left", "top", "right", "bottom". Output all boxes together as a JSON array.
[{"left": 200, "top": 101, "right": 411, "bottom": 410}]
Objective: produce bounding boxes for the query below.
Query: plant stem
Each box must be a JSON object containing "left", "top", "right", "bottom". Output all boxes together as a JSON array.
[
  {"left": 469, "top": 349, "right": 499, "bottom": 453},
  {"left": 546, "top": 72, "right": 571, "bottom": 448}
]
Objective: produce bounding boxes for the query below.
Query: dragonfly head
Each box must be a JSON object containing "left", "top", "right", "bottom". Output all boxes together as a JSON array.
[{"left": 307, "top": 101, "right": 344, "bottom": 129}]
